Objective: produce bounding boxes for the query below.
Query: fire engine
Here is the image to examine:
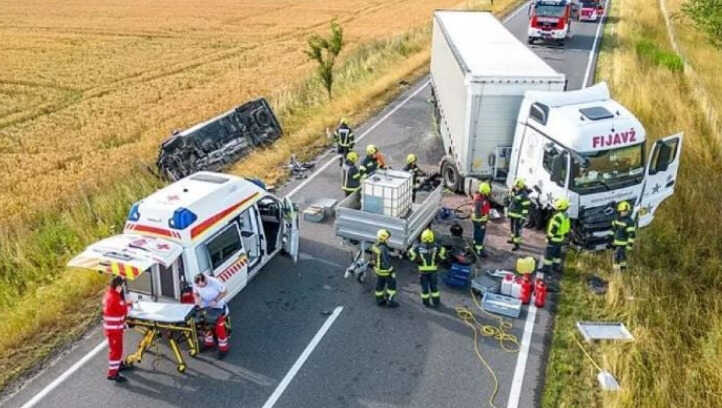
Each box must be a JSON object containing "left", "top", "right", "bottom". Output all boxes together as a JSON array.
[
  {"left": 68, "top": 171, "right": 300, "bottom": 304},
  {"left": 578, "top": 0, "right": 604, "bottom": 22},
  {"left": 528, "top": 0, "right": 573, "bottom": 46}
]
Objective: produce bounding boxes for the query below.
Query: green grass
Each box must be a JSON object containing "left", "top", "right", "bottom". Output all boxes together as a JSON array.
[{"left": 635, "top": 39, "right": 684, "bottom": 72}]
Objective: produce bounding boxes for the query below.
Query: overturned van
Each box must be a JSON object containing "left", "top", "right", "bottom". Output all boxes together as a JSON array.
[{"left": 68, "top": 171, "right": 299, "bottom": 304}]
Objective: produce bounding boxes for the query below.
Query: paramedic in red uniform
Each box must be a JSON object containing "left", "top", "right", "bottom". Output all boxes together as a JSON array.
[
  {"left": 103, "top": 276, "right": 132, "bottom": 383},
  {"left": 193, "top": 273, "right": 230, "bottom": 358}
]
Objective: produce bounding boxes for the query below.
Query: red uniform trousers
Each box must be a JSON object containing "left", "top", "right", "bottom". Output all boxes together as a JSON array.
[{"left": 106, "top": 330, "right": 124, "bottom": 377}]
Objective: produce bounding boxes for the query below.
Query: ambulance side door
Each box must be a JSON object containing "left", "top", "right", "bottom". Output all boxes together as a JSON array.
[
  {"left": 637, "top": 132, "right": 684, "bottom": 227},
  {"left": 281, "top": 197, "right": 299, "bottom": 263},
  {"left": 198, "top": 222, "right": 248, "bottom": 299}
]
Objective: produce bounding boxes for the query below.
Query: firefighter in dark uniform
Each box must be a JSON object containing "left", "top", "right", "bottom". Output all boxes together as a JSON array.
[
  {"left": 342, "top": 151, "right": 362, "bottom": 196},
  {"left": 371, "top": 229, "right": 398, "bottom": 308},
  {"left": 334, "top": 118, "right": 355, "bottom": 167},
  {"left": 361, "top": 144, "right": 384, "bottom": 176},
  {"left": 408, "top": 229, "right": 447, "bottom": 307},
  {"left": 403, "top": 153, "right": 425, "bottom": 202},
  {"left": 610, "top": 201, "right": 636, "bottom": 272},
  {"left": 507, "top": 178, "right": 531, "bottom": 251},
  {"left": 542, "top": 198, "right": 571, "bottom": 290},
  {"left": 471, "top": 182, "right": 492, "bottom": 257}
]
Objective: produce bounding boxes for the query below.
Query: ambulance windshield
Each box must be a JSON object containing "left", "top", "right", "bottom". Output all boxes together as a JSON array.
[{"left": 571, "top": 143, "right": 644, "bottom": 193}]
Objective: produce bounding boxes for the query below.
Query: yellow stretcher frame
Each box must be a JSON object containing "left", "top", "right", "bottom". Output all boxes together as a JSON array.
[{"left": 124, "top": 315, "right": 200, "bottom": 373}]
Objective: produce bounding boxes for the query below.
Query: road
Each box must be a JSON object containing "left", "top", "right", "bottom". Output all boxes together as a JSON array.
[{"left": 2, "top": 4, "right": 607, "bottom": 408}]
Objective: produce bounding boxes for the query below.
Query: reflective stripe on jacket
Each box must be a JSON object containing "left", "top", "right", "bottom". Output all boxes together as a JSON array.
[
  {"left": 612, "top": 215, "right": 636, "bottom": 246},
  {"left": 342, "top": 163, "right": 361, "bottom": 192},
  {"left": 334, "top": 125, "right": 355, "bottom": 148},
  {"left": 371, "top": 242, "right": 393, "bottom": 275},
  {"left": 408, "top": 242, "right": 447, "bottom": 273},
  {"left": 508, "top": 189, "right": 531, "bottom": 218},
  {"left": 547, "top": 211, "right": 571, "bottom": 243},
  {"left": 102, "top": 288, "right": 128, "bottom": 334}
]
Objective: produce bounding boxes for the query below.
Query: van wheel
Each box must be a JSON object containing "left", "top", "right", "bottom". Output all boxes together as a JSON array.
[{"left": 441, "top": 159, "right": 461, "bottom": 193}]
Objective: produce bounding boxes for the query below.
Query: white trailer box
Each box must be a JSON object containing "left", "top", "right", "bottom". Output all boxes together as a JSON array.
[{"left": 431, "top": 10, "right": 567, "bottom": 189}]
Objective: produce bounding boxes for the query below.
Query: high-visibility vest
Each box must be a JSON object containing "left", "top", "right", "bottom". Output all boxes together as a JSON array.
[
  {"left": 342, "top": 163, "right": 361, "bottom": 192},
  {"left": 546, "top": 211, "right": 571, "bottom": 243},
  {"left": 408, "top": 243, "right": 447, "bottom": 273},
  {"left": 334, "top": 125, "right": 355, "bottom": 148}
]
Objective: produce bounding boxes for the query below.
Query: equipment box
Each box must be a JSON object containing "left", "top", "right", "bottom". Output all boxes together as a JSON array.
[{"left": 362, "top": 170, "right": 412, "bottom": 217}]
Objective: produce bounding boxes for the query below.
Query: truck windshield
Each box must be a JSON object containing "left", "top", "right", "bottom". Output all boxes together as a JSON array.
[
  {"left": 571, "top": 143, "right": 645, "bottom": 193},
  {"left": 534, "top": 5, "right": 566, "bottom": 17}
]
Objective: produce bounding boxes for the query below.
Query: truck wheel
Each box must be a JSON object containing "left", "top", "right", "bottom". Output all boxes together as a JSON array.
[{"left": 441, "top": 160, "right": 461, "bottom": 193}]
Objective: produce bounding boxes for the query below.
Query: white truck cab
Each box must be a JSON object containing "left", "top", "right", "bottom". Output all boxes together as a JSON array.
[
  {"left": 506, "top": 83, "right": 683, "bottom": 249},
  {"left": 68, "top": 171, "right": 299, "bottom": 303}
]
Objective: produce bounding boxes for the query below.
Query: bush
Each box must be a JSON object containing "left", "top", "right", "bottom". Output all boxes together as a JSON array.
[
  {"left": 635, "top": 39, "right": 684, "bottom": 72},
  {"left": 682, "top": 0, "right": 722, "bottom": 47}
]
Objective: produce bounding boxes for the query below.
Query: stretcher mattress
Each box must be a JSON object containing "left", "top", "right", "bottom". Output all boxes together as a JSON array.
[{"left": 128, "top": 302, "right": 196, "bottom": 323}]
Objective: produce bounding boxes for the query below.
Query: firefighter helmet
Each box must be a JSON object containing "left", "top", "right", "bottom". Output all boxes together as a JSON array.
[
  {"left": 479, "top": 182, "right": 491, "bottom": 195},
  {"left": 366, "top": 144, "right": 377, "bottom": 155},
  {"left": 377, "top": 229, "right": 390, "bottom": 242},
  {"left": 617, "top": 201, "right": 631, "bottom": 213},
  {"left": 406, "top": 153, "right": 417, "bottom": 164},
  {"left": 514, "top": 178, "right": 525, "bottom": 188},
  {"left": 346, "top": 151, "right": 358, "bottom": 163},
  {"left": 339, "top": 117, "right": 348, "bottom": 125},
  {"left": 554, "top": 198, "right": 570, "bottom": 211},
  {"left": 420, "top": 229, "right": 434, "bottom": 243}
]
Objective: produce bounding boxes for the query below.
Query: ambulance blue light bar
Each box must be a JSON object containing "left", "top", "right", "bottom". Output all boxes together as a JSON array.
[
  {"left": 127, "top": 203, "right": 141, "bottom": 222},
  {"left": 169, "top": 208, "right": 197, "bottom": 230}
]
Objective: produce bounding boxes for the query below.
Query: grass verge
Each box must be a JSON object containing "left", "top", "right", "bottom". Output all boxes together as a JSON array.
[
  {"left": 0, "top": 0, "right": 523, "bottom": 392},
  {"left": 541, "top": 0, "right": 722, "bottom": 407}
]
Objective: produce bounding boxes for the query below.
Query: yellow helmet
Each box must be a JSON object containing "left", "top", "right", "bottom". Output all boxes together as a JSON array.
[
  {"left": 554, "top": 198, "right": 570, "bottom": 211},
  {"left": 420, "top": 228, "right": 434, "bottom": 243},
  {"left": 377, "top": 229, "right": 390, "bottom": 242},
  {"left": 339, "top": 117, "right": 348, "bottom": 125},
  {"left": 514, "top": 178, "right": 525, "bottom": 188},
  {"left": 479, "top": 182, "right": 491, "bottom": 195},
  {"left": 366, "top": 144, "right": 377, "bottom": 155},
  {"left": 617, "top": 201, "right": 631, "bottom": 213},
  {"left": 406, "top": 153, "right": 417, "bottom": 164},
  {"left": 346, "top": 151, "right": 358, "bottom": 163}
]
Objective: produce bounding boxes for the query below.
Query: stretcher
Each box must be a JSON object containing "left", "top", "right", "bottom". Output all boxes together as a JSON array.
[{"left": 125, "top": 302, "right": 200, "bottom": 373}]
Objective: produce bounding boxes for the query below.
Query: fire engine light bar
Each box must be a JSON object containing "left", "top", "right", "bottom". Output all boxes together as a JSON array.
[
  {"left": 169, "top": 207, "right": 197, "bottom": 230},
  {"left": 127, "top": 203, "right": 141, "bottom": 222}
]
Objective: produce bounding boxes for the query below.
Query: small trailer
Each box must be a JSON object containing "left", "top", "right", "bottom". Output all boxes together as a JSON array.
[{"left": 335, "top": 171, "right": 442, "bottom": 280}]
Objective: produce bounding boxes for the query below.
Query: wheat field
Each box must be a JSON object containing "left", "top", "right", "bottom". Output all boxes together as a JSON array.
[{"left": 0, "top": 0, "right": 475, "bottom": 223}]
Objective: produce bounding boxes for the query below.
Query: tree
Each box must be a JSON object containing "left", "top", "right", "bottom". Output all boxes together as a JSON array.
[
  {"left": 682, "top": 0, "right": 722, "bottom": 48},
  {"left": 305, "top": 21, "right": 344, "bottom": 100}
]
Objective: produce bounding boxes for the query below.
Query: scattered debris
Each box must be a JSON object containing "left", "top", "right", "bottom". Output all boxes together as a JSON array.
[
  {"left": 576, "top": 321, "right": 634, "bottom": 342},
  {"left": 303, "top": 198, "right": 337, "bottom": 223},
  {"left": 284, "top": 154, "right": 315, "bottom": 179},
  {"left": 587, "top": 275, "right": 609, "bottom": 295},
  {"left": 598, "top": 370, "right": 621, "bottom": 391}
]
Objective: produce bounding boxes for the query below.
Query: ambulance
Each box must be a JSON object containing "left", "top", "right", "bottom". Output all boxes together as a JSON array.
[{"left": 68, "top": 171, "right": 299, "bottom": 304}]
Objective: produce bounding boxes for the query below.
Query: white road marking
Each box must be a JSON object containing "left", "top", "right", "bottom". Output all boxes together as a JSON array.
[
  {"left": 506, "top": 304, "right": 538, "bottom": 408},
  {"left": 581, "top": 0, "right": 610, "bottom": 88},
  {"left": 285, "top": 79, "right": 431, "bottom": 199},
  {"left": 19, "top": 340, "right": 108, "bottom": 408},
  {"left": 261, "top": 306, "right": 343, "bottom": 408}
]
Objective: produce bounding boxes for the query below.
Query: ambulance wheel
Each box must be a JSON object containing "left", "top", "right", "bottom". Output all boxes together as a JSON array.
[
  {"left": 177, "top": 364, "right": 187, "bottom": 373},
  {"left": 441, "top": 159, "right": 461, "bottom": 193}
]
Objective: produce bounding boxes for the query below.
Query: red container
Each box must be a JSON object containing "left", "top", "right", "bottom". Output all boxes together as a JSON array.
[
  {"left": 534, "top": 279, "right": 547, "bottom": 308},
  {"left": 520, "top": 275, "right": 533, "bottom": 305}
]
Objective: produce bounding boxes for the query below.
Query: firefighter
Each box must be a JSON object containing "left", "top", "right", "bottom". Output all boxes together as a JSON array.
[
  {"left": 372, "top": 229, "right": 398, "bottom": 308},
  {"left": 103, "top": 275, "right": 132, "bottom": 382},
  {"left": 507, "top": 178, "right": 531, "bottom": 251},
  {"left": 610, "top": 201, "right": 636, "bottom": 272},
  {"left": 403, "top": 153, "right": 425, "bottom": 201},
  {"left": 342, "top": 151, "right": 362, "bottom": 196},
  {"left": 471, "top": 182, "right": 492, "bottom": 257},
  {"left": 193, "top": 273, "right": 231, "bottom": 358},
  {"left": 334, "top": 118, "right": 355, "bottom": 167},
  {"left": 542, "top": 198, "right": 571, "bottom": 289},
  {"left": 408, "top": 229, "right": 447, "bottom": 307},
  {"left": 360, "top": 144, "right": 386, "bottom": 176}
]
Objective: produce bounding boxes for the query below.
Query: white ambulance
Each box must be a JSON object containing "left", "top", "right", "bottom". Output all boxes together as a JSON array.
[{"left": 68, "top": 171, "right": 299, "bottom": 304}]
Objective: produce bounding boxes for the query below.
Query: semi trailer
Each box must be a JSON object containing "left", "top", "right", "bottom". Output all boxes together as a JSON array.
[{"left": 430, "top": 10, "right": 683, "bottom": 249}]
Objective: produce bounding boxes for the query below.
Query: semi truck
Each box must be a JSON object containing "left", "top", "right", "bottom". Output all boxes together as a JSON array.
[{"left": 430, "top": 10, "right": 683, "bottom": 249}]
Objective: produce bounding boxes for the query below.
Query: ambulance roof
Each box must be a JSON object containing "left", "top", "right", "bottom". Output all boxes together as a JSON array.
[
  {"left": 125, "top": 172, "right": 267, "bottom": 245},
  {"left": 524, "top": 82, "right": 646, "bottom": 152}
]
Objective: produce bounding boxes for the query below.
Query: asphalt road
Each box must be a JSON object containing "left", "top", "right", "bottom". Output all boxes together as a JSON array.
[{"left": 2, "top": 4, "right": 606, "bottom": 408}]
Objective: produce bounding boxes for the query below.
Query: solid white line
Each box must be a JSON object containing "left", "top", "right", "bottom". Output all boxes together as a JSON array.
[
  {"left": 285, "top": 80, "right": 431, "bottom": 199},
  {"left": 261, "top": 306, "right": 343, "bottom": 408},
  {"left": 581, "top": 0, "right": 610, "bottom": 88},
  {"left": 19, "top": 340, "right": 108, "bottom": 408},
  {"left": 506, "top": 304, "right": 538, "bottom": 408}
]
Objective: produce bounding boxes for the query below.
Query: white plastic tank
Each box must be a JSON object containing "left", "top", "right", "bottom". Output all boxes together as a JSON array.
[{"left": 362, "top": 169, "right": 413, "bottom": 217}]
